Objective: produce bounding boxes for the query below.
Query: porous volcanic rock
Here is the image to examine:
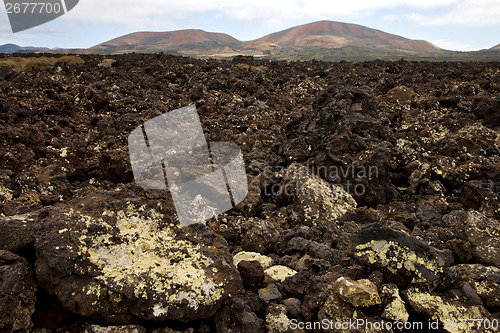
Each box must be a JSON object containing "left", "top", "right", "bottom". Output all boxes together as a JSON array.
[
  {"left": 350, "top": 223, "right": 453, "bottom": 289},
  {"left": 1, "top": 53, "right": 500, "bottom": 331},
  {"left": 33, "top": 191, "right": 241, "bottom": 323},
  {"left": 449, "top": 264, "right": 500, "bottom": 312},
  {"left": 0, "top": 213, "right": 35, "bottom": 253},
  {"left": 0, "top": 250, "right": 36, "bottom": 332},
  {"left": 464, "top": 210, "right": 500, "bottom": 268},
  {"left": 403, "top": 287, "right": 494, "bottom": 333},
  {"left": 279, "top": 162, "right": 357, "bottom": 227}
]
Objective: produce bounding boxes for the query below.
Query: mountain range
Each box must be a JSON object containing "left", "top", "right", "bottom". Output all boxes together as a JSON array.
[
  {"left": 0, "top": 43, "right": 49, "bottom": 53},
  {"left": 3, "top": 21, "right": 500, "bottom": 61},
  {"left": 89, "top": 21, "right": 500, "bottom": 61}
]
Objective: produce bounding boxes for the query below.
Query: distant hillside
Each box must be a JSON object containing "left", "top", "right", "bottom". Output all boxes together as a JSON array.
[
  {"left": 246, "top": 21, "right": 440, "bottom": 53},
  {"left": 491, "top": 44, "right": 500, "bottom": 50},
  {"left": 89, "top": 21, "right": 445, "bottom": 60},
  {"left": 84, "top": 21, "right": 500, "bottom": 61},
  {"left": 0, "top": 43, "right": 49, "bottom": 53},
  {"left": 91, "top": 29, "right": 241, "bottom": 54}
]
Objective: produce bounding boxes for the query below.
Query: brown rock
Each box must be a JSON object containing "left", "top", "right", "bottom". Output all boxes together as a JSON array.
[{"left": 0, "top": 250, "right": 36, "bottom": 332}]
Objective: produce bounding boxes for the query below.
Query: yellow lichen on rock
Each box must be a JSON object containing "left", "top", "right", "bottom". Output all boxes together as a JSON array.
[
  {"left": 233, "top": 251, "right": 274, "bottom": 269},
  {"left": 332, "top": 277, "right": 381, "bottom": 307},
  {"left": 264, "top": 265, "right": 297, "bottom": 282},
  {"left": 405, "top": 288, "right": 494, "bottom": 333},
  {"left": 77, "top": 207, "right": 223, "bottom": 317}
]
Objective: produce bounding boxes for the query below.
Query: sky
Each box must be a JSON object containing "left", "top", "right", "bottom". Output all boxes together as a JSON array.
[{"left": 0, "top": 0, "right": 499, "bottom": 51}]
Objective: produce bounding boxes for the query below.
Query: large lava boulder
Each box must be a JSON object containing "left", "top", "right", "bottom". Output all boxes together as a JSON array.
[{"left": 33, "top": 191, "right": 241, "bottom": 323}]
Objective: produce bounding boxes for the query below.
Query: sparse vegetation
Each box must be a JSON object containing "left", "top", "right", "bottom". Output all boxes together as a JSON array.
[{"left": 0, "top": 55, "right": 84, "bottom": 72}]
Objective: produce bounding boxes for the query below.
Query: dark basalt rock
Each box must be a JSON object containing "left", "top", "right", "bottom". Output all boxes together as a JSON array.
[
  {"left": 350, "top": 223, "right": 453, "bottom": 289},
  {"left": 0, "top": 213, "right": 36, "bottom": 253},
  {"left": 1, "top": 54, "right": 500, "bottom": 331},
  {"left": 0, "top": 250, "right": 36, "bottom": 332},
  {"left": 238, "top": 260, "right": 265, "bottom": 289},
  {"left": 33, "top": 191, "right": 242, "bottom": 323},
  {"left": 449, "top": 264, "right": 500, "bottom": 312}
]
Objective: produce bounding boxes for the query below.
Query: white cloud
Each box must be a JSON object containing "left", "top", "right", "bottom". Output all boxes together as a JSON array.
[
  {"left": 430, "top": 39, "right": 478, "bottom": 51},
  {"left": 1, "top": 0, "right": 497, "bottom": 49},
  {"left": 405, "top": 0, "right": 500, "bottom": 26},
  {"left": 66, "top": 0, "right": 466, "bottom": 31}
]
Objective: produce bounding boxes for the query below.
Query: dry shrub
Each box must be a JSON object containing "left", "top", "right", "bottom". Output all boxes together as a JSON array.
[{"left": 0, "top": 55, "right": 84, "bottom": 72}]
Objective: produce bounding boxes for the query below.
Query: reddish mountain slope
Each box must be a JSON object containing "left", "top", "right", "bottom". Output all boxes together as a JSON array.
[
  {"left": 92, "top": 29, "right": 241, "bottom": 50},
  {"left": 247, "top": 21, "right": 440, "bottom": 52}
]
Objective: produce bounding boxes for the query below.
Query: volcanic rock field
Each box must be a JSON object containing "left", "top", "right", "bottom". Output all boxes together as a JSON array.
[{"left": 0, "top": 53, "right": 500, "bottom": 332}]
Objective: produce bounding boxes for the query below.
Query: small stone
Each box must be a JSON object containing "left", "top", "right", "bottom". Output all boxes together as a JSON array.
[
  {"left": 265, "top": 304, "right": 290, "bottom": 333},
  {"left": 380, "top": 284, "right": 409, "bottom": 323},
  {"left": 282, "top": 298, "right": 301, "bottom": 318},
  {"left": 238, "top": 260, "right": 264, "bottom": 288},
  {"left": 85, "top": 325, "right": 146, "bottom": 333},
  {"left": 240, "top": 218, "right": 280, "bottom": 253},
  {"left": 258, "top": 284, "right": 282, "bottom": 304},
  {"left": 279, "top": 163, "right": 356, "bottom": 227},
  {"left": 331, "top": 277, "right": 381, "bottom": 307},
  {"left": 233, "top": 251, "right": 274, "bottom": 269},
  {"left": 295, "top": 254, "right": 313, "bottom": 271},
  {"left": 265, "top": 265, "right": 298, "bottom": 282},
  {"left": 386, "top": 85, "right": 415, "bottom": 104},
  {"left": 416, "top": 204, "right": 442, "bottom": 222},
  {"left": 464, "top": 210, "right": 500, "bottom": 268},
  {"left": 234, "top": 312, "right": 264, "bottom": 333}
]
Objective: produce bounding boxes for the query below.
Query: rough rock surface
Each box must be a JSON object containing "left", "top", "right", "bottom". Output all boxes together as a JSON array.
[
  {"left": 380, "top": 284, "right": 409, "bottom": 323},
  {"left": 449, "top": 264, "right": 500, "bottom": 312},
  {"left": 0, "top": 213, "right": 35, "bottom": 253},
  {"left": 265, "top": 304, "right": 290, "bottom": 333},
  {"left": 331, "top": 277, "right": 381, "bottom": 307},
  {"left": 233, "top": 251, "right": 274, "bottom": 269},
  {"left": 280, "top": 163, "right": 357, "bottom": 227},
  {"left": 464, "top": 210, "right": 500, "bottom": 268},
  {"left": 403, "top": 287, "right": 495, "bottom": 333},
  {"left": 0, "top": 250, "right": 36, "bottom": 332},
  {"left": 33, "top": 191, "right": 241, "bottom": 323},
  {"left": 350, "top": 223, "right": 453, "bottom": 288},
  {"left": 1, "top": 54, "right": 500, "bottom": 331},
  {"left": 264, "top": 265, "right": 298, "bottom": 282}
]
